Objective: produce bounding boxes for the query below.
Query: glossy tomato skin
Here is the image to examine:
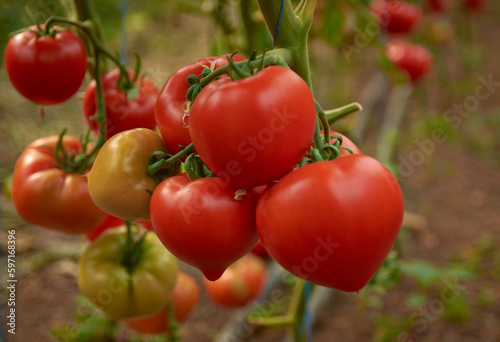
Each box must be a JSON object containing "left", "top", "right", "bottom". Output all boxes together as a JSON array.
[
  {"left": 87, "top": 128, "right": 174, "bottom": 221},
  {"left": 189, "top": 66, "right": 317, "bottom": 189},
  {"left": 78, "top": 226, "right": 179, "bottom": 320},
  {"left": 82, "top": 69, "right": 159, "bottom": 139},
  {"left": 371, "top": 0, "right": 422, "bottom": 35},
  {"left": 11, "top": 135, "right": 106, "bottom": 234},
  {"left": 256, "top": 156, "right": 404, "bottom": 292},
  {"left": 124, "top": 271, "right": 200, "bottom": 334},
  {"left": 204, "top": 254, "right": 267, "bottom": 308},
  {"left": 4, "top": 26, "right": 87, "bottom": 105},
  {"left": 385, "top": 40, "right": 433, "bottom": 83},
  {"left": 155, "top": 55, "right": 246, "bottom": 154},
  {"left": 151, "top": 174, "right": 259, "bottom": 281}
]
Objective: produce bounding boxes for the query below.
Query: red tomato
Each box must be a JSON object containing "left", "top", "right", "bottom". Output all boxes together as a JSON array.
[
  {"left": 125, "top": 271, "right": 201, "bottom": 335},
  {"left": 204, "top": 254, "right": 267, "bottom": 308},
  {"left": 155, "top": 55, "right": 246, "bottom": 154},
  {"left": 256, "top": 156, "right": 404, "bottom": 292},
  {"left": 82, "top": 69, "right": 159, "bottom": 139},
  {"left": 463, "top": 0, "right": 486, "bottom": 11},
  {"left": 189, "top": 66, "right": 317, "bottom": 189},
  {"left": 427, "top": 0, "right": 452, "bottom": 13},
  {"left": 385, "top": 40, "right": 433, "bottom": 83},
  {"left": 85, "top": 214, "right": 124, "bottom": 242},
  {"left": 371, "top": 0, "right": 422, "bottom": 35},
  {"left": 11, "top": 135, "right": 106, "bottom": 233},
  {"left": 150, "top": 174, "right": 259, "bottom": 281},
  {"left": 4, "top": 26, "right": 87, "bottom": 105},
  {"left": 329, "top": 130, "right": 363, "bottom": 156},
  {"left": 250, "top": 240, "right": 270, "bottom": 259},
  {"left": 85, "top": 215, "right": 154, "bottom": 242}
]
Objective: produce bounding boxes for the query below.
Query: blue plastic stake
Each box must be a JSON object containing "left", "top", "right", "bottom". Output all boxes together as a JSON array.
[
  {"left": 119, "top": 0, "right": 129, "bottom": 65},
  {"left": 273, "top": 0, "right": 285, "bottom": 48}
]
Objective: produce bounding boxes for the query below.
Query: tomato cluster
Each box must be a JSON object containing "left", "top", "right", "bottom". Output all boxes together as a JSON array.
[
  {"left": 6, "top": 18, "right": 405, "bottom": 331},
  {"left": 368, "top": 0, "right": 434, "bottom": 84}
]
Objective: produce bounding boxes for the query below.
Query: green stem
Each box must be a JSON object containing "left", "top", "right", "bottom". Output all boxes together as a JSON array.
[
  {"left": 325, "top": 102, "right": 363, "bottom": 125},
  {"left": 147, "top": 143, "right": 194, "bottom": 178},
  {"left": 247, "top": 278, "right": 306, "bottom": 329},
  {"left": 315, "top": 100, "right": 330, "bottom": 145},
  {"left": 123, "top": 221, "right": 134, "bottom": 272},
  {"left": 240, "top": 0, "right": 256, "bottom": 55},
  {"left": 255, "top": 0, "right": 315, "bottom": 89},
  {"left": 256, "top": 0, "right": 301, "bottom": 49},
  {"left": 166, "top": 300, "right": 180, "bottom": 342},
  {"left": 92, "top": 48, "right": 107, "bottom": 151}
]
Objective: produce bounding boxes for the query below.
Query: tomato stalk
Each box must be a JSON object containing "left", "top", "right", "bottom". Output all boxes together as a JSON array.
[
  {"left": 43, "top": 16, "right": 133, "bottom": 90},
  {"left": 256, "top": 0, "right": 316, "bottom": 89},
  {"left": 248, "top": 278, "right": 313, "bottom": 342},
  {"left": 41, "top": 15, "right": 141, "bottom": 173},
  {"left": 122, "top": 221, "right": 149, "bottom": 274},
  {"left": 165, "top": 300, "right": 181, "bottom": 342},
  {"left": 147, "top": 143, "right": 194, "bottom": 183},
  {"left": 326, "top": 102, "right": 363, "bottom": 125}
]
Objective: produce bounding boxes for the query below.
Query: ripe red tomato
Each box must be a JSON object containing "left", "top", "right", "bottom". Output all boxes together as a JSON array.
[
  {"left": 4, "top": 26, "right": 87, "bottom": 105},
  {"left": 125, "top": 271, "right": 201, "bottom": 335},
  {"left": 427, "top": 0, "right": 452, "bottom": 13},
  {"left": 150, "top": 174, "right": 259, "bottom": 281},
  {"left": 371, "top": 0, "right": 422, "bottom": 35},
  {"left": 189, "top": 66, "right": 317, "bottom": 189},
  {"left": 11, "top": 135, "right": 106, "bottom": 234},
  {"left": 85, "top": 215, "right": 153, "bottom": 242},
  {"left": 463, "top": 0, "right": 486, "bottom": 11},
  {"left": 82, "top": 69, "right": 158, "bottom": 139},
  {"left": 155, "top": 55, "right": 246, "bottom": 154},
  {"left": 256, "top": 156, "right": 404, "bottom": 292},
  {"left": 385, "top": 40, "right": 433, "bottom": 83},
  {"left": 250, "top": 240, "right": 270, "bottom": 259},
  {"left": 204, "top": 254, "right": 267, "bottom": 308}
]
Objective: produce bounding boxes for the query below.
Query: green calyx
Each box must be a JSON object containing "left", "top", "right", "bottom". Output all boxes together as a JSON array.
[
  {"left": 53, "top": 129, "right": 96, "bottom": 174},
  {"left": 116, "top": 53, "right": 143, "bottom": 101},
  {"left": 184, "top": 154, "right": 214, "bottom": 181},
  {"left": 185, "top": 48, "right": 292, "bottom": 103}
]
